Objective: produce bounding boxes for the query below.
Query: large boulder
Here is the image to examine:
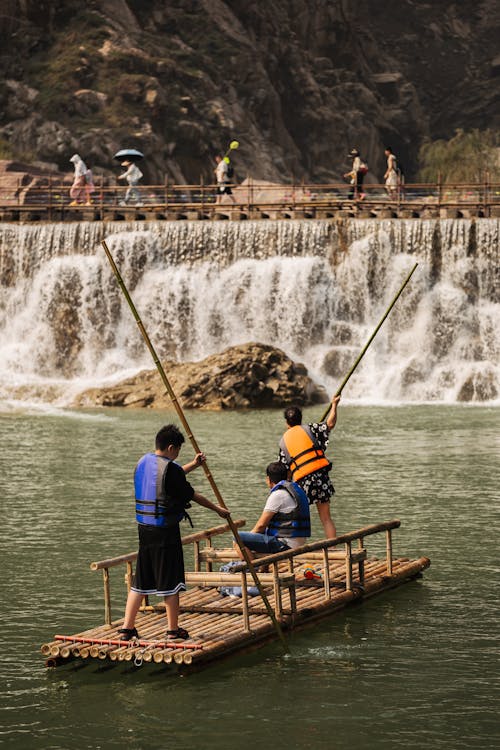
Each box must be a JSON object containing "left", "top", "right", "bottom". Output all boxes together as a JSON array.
[{"left": 73, "top": 342, "right": 328, "bottom": 410}]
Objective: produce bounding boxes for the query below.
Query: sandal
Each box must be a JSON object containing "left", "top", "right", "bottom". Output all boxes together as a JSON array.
[
  {"left": 167, "top": 627, "right": 190, "bottom": 641},
  {"left": 118, "top": 627, "right": 139, "bottom": 641}
]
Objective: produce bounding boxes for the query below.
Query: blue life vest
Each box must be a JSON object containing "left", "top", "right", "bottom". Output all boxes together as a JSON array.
[
  {"left": 134, "top": 453, "right": 190, "bottom": 527},
  {"left": 266, "top": 480, "right": 311, "bottom": 539}
]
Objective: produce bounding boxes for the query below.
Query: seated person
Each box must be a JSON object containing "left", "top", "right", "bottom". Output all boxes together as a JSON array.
[{"left": 236, "top": 461, "right": 311, "bottom": 559}]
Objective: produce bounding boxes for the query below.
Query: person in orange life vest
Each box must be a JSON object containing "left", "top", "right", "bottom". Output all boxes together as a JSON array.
[
  {"left": 119, "top": 424, "right": 229, "bottom": 642},
  {"left": 279, "top": 395, "right": 341, "bottom": 539}
]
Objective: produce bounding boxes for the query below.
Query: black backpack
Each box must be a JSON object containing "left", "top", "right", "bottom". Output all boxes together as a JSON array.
[{"left": 226, "top": 163, "right": 234, "bottom": 179}]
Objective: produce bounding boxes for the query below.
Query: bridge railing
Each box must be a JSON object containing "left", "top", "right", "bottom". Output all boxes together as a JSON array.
[{"left": 0, "top": 179, "right": 498, "bottom": 211}]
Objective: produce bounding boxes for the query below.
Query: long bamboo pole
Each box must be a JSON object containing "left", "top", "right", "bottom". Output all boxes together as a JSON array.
[
  {"left": 320, "top": 262, "right": 418, "bottom": 422},
  {"left": 101, "top": 240, "right": 288, "bottom": 651}
]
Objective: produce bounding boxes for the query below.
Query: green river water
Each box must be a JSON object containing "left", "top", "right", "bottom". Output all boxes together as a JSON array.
[{"left": 0, "top": 405, "right": 498, "bottom": 750}]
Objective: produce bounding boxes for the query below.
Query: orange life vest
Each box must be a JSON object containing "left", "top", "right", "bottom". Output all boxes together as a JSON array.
[{"left": 279, "top": 425, "right": 331, "bottom": 481}]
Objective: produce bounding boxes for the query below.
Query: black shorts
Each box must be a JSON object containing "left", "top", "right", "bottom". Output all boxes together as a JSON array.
[{"left": 132, "top": 524, "right": 186, "bottom": 597}]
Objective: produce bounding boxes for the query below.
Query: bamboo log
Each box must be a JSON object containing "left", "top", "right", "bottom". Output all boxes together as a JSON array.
[
  {"left": 53, "top": 634, "right": 203, "bottom": 650},
  {"left": 185, "top": 571, "right": 293, "bottom": 586},
  {"left": 182, "top": 618, "right": 280, "bottom": 665},
  {"left": 386, "top": 529, "right": 393, "bottom": 575},
  {"left": 240, "top": 570, "right": 250, "bottom": 631},
  {"left": 294, "top": 549, "right": 367, "bottom": 562},
  {"left": 199, "top": 548, "right": 240, "bottom": 561},
  {"left": 322, "top": 547, "right": 331, "bottom": 599},
  {"left": 345, "top": 543, "right": 353, "bottom": 591},
  {"left": 103, "top": 568, "right": 111, "bottom": 625}
]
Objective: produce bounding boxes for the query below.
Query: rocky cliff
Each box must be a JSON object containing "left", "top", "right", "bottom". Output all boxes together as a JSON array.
[{"left": 0, "top": 0, "right": 499, "bottom": 184}]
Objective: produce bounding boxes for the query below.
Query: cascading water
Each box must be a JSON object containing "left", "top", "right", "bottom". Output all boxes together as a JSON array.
[{"left": 0, "top": 219, "right": 498, "bottom": 408}]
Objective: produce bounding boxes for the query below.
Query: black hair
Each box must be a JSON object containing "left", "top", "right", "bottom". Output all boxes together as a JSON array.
[
  {"left": 385, "top": 146, "right": 393, "bottom": 152},
  {"left": 155, "top": 424, "right": 185, "bottom": 451},
  {"left": 284, "top": 406, "right": 302, "bottom": 426},
  {"left": 266, "top": 461, "right": 288, "bottom": 484}
]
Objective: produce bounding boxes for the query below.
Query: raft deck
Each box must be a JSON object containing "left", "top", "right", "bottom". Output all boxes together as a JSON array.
[{"left": 41, "top": 519, "right": 430, "bottom": 672}]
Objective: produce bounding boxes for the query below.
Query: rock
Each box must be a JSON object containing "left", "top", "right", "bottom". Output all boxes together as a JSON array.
[
  {"left": 73, "top": 342, "right": 328, "bottom": 410},
  {"left": 72, "top": 89, "right": 108, "bottom": 116},
  {"left": 457, "top": 367, "right": 498, "bottom": 402},
  {"left": 322, "top": 347, "right": 358, "bottom": 378}
]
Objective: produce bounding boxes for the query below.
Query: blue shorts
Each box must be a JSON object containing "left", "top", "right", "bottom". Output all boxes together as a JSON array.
[{"left": 238, "top": 532, "right": 290, "bottom": 554}]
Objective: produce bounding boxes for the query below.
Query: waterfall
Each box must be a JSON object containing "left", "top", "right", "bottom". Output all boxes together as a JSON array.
[{"left": 0, "top": 219, "right": 498, "bottom": 407}]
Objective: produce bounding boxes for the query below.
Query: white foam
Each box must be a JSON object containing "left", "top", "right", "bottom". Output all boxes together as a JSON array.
[{"left": 0, "top": 219, "right": 498, "bottom": 406}]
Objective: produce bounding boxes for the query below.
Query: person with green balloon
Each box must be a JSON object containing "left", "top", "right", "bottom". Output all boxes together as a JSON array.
[{"left": 214, "top": 140, "right": 239, "bottom": 203}]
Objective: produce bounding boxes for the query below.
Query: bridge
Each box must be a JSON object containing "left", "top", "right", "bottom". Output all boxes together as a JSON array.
[{"left": 1, "top": 178, "right": 498, "bottom": 222}]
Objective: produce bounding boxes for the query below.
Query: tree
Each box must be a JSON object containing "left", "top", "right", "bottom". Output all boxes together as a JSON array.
[{"left": 417, "top": 129, "right": 500, "bottom": 183}]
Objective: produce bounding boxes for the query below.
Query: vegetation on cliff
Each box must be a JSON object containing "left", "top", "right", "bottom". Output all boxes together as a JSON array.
[
  {"left": 418, "top": 129, "right": 500, "bottom": 184},
  {"left": 0, "top": 0, "right": 499, "bottom": 183}
]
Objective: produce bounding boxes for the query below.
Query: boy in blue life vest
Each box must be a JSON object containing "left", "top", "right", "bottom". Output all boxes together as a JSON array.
[
  {"left": 119, "top": 424, "right": 229, "bottom": 642},
  {"left": 279, "top": 394, "right": 341, "bottom": 539},
  {"left": 236, "top": 461, "right": 311, "bottom": 558}
]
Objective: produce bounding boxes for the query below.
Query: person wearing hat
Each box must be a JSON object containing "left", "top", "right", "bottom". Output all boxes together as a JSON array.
[
  {"left": 69, "top": 154, "right": 90, "bottom": 206},
  {"left": 344, "top": 148, "right": 367, "bottom": 201}
]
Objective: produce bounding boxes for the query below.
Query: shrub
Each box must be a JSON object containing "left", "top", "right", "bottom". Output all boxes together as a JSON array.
[{"left": 417, "top": 129, "right": 500, "bottom": 183}]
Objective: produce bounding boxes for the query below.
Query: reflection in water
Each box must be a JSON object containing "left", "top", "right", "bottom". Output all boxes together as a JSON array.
[{"left": 0, "top": 405, "right": 498, "bottom": 750}]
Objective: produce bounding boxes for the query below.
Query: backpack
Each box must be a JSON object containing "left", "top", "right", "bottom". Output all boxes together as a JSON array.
[
  {"left": 85, "top": 168, "right": 94, "bottom": 184},
  {"left": 219, "top": 561, "right": 259, "bottom": 598},
  {"left": 358, "top": 162, "right": 368, "bottom": 175},
  {"left": 226, "top": 163, "right": 234, "bottom": 180},
  {"left": 396, "top": 162, "right": 404, "bottom": 177}
]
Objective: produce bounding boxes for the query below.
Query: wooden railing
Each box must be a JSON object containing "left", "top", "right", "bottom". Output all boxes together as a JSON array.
[
  {"left": 89, "top": 519, "right": 245, "bottom": 625},
  {"left": 89, "top": 519, "right": 399, "bottom": 626},
  {"left": 1, "top": 179, "right": 499, "bottom": 218}
]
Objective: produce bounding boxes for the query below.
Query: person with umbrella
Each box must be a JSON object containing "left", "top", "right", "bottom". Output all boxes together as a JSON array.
[{"left": 114, "top": 149, "right": 144, "bottom": 206}]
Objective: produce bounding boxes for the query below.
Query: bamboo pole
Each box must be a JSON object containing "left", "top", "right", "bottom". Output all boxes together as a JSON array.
[
  {"left": 101, "top": 239, "right": 288, "bottom": 652},
  {"left": 103, "top": 568, "right": 111, "bottom": 625},
  {"left": 322, "top": 547, "right": 331, "bottom": 599},
  {"left": 345, "top": 542, "right": 353, "bottom": 591},
  {"left": 386, "top": 529, "right": 393, "bottom": 575},
  {"left": 319, "top": 263, "right": 418, "bottom": 422}
]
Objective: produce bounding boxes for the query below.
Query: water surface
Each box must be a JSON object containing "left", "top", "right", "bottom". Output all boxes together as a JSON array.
[{"left": 0, "top": 405, "right": 498, "bottom": 749}]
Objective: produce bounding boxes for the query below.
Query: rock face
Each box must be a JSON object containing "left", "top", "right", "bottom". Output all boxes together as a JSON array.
[
  {"left": 0, "top": 1, "right": 498, "bottom": 184},
  {"left": 73, "top": 342, "right": 328, "bottom": 410}
]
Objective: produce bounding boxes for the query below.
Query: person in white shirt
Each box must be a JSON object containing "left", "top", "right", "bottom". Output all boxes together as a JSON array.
[
  {"left": 384, "top": 146, "right": 399, "bottom": 199},
  {"left": 214, "top": 154, "right": 235, "bottom": 204},
  {"left": 118, "top": 160, "right": 143, "bottom": 205},
  {"left": 236, "top": 462, "right": 311, "bottom": 558}
]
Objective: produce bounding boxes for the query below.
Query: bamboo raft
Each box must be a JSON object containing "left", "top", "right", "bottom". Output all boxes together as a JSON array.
[{"left": 41, "top": 519, "right": 430, "bottom": 673}]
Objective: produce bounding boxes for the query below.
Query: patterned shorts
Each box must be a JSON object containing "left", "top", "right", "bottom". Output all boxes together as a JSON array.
[{"left": 298, "top": 471, "right": 335, "bottom": 505}]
